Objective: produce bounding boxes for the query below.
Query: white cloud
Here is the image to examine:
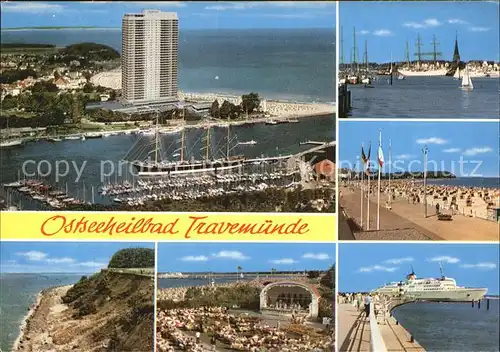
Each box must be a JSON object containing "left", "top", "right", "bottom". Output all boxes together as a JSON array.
[
  {"left": 1, "top": 2, "right": 65, "bottom": 13},
  {"left": 46, "top": 257, "right": 76, "bottom": 264},
  {"left": 302, "top": 253, "right": 331, "bottom": 260},
  {"left": 358, "top": 265, "right": 398, "bottom": 273},
  {"left": 16, "top": 251, "right": 48, "bottom": 261},
  {"left": 180, "top": 255, "right": 209, "bottom": 262},
  {"left": 448, "top": 19, "right": 468, "bottom": 25},
  {"left": 428, "top": 256, "right": 460, "bottom": 264},
  {"left": 373, "top": 29, "right": 393, "bottom": 37},
  {"left": 404, "top": 22, "right": 425, "bottom": 29},
  {"left": 460, "top": 262, "right": 497, "bottom": 270},
  {"left": 270, "top": 258, "right": 297, "bottom": 265},
  {"left": 404, "top": 18, "right": 441, "bottom": 29},
  {"left": 469, "top": 27, "right": 491, "bottom": 32},
  {"left": 383, "top": 257, "right": 414, "bottom": 265},
  {"left": 212, "top": 251, "right": 249, "bottom": 260},
  {"left": 205, "top": 1, "right": 333, "bottom": 10},
  {"left": 359, "top": 30, "right": 370, "bottom": 35},
  {"left": 395, "top": 154, "right": 414, "bottom": 160},
  {"left": 423, "top": 18, "right": 441, "bottom": 27},
  {"left": 443, "top": 148, "right": 461, "bottom": 153},
  {"left": 416, "top": 137, "right": 448, "bottom": 145},
  {"left": 463, "top": 147, "right": 493, "bottom": 156}
]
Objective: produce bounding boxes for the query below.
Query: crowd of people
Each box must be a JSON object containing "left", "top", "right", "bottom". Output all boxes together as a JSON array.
[
  {"left": 156, "top": 306, "right": 332, "bottom": 352},
  {"left": 343, "top": 179, "right": 499, "bottom": 220}
]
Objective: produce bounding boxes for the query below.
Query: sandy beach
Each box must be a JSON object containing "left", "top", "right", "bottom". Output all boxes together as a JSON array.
[
  {"left": 90, "top": 69, "right": 335, "bottom": 118},
  {"left": 339, "top": 181, "right": 500, "bottom": 241},
  {"left": 12, "top": 285, "right": 73, "bottom": 351}
]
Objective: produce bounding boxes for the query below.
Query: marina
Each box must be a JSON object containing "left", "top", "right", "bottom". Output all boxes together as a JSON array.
[{"left": 0, "top": 115, "right": 336, "bottom": 211}]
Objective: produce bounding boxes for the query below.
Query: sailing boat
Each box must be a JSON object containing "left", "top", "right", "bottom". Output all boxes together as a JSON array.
[
  {"left": 453, "top": 67, "right": 461, "bottom": 80},
  {"left": 460, "top": 66, "right": 474, "bottom": 91},
  {"left": 130, "top": 111, "right": 245, "bottom": 176},
  {"left": 0, "top": 117, "right": 23, "bottom": 148}
]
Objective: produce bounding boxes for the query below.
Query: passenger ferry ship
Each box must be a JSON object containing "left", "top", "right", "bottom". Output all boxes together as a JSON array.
[{"left": 373, "top": 265, "right": 487, "bottom": 302}]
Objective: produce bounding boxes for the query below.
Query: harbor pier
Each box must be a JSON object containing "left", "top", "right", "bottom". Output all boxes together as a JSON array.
[
  {"left": 339, "top": 298, "right": 425, "bottom": 352},
  {"left": 338, "top": 83, "right": 352, "bottom": 118}
]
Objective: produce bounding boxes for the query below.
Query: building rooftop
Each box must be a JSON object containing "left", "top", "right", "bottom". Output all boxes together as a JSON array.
[{"left": 124, "top": 10, "right": 178, "bottom": 20}]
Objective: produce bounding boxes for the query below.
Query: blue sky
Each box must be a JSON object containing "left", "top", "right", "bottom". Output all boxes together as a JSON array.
[
  {"left": 0, "top": 242, "right": 154, "bottom": 273},
  {"left": 340, "top": 1, "right": 500, "bottom": 62},
  {"left": 157, "top": 243, "right": 335, "bottom": 272},
  {"left": 339, "top": 243, "right": 500, "bottom": 295},
  {"left": 0, "top": 1, "right": 336, "bottom": 29},
  {"left": 339, "top": 121, "right": 500, "bottom": 177}
]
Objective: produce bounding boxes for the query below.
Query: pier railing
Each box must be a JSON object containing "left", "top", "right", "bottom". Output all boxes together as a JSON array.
[{"left": 369, "top": 303, "right": 388, "bottom": 352}]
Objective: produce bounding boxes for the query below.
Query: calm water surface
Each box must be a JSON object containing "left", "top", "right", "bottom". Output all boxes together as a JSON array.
[
  {"left": 393, "top": 301, "right": 500, "bottom": 352},
  {"left": 1, "top": 28, "right": 336, "bottom": 102},
  {"left": 426, "top": 177, "right": 500, "bottom": 189},
  {"left": 0, "top": 116, "right": 335, "bottom": 207},
  {"left": 0, "top": 273, "right": 82, "bottom": 351}
]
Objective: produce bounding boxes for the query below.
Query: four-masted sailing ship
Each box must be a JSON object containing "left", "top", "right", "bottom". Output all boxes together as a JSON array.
[{"left": 129, "top": 110, "right": 246, "bottom": 176}]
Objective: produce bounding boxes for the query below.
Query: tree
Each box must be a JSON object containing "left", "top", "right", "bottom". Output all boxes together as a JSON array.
[
  {"left": 31, "top": 81, "right": 58, "bottom": 93},
  {"left": 307, "top": 270, "right": 321, "bottom": 279},
  {"left": 320, "top": 265, "right": 335, "bottom": 289},
  {"left": 209, "top": 100, "right": 220, "bottom": 119},
  {"left": 108, "top": 248, "right": 155, "bottom": 268},
  {"left": 82, "top": 71, "right": 92, "bottom": 82},
  {"left": 230, "top": 104, "right": 242, "bottom": 119},
  {"left": 2, "top": 95, "right": 17, "bottom": 110},
  {"left": 219, "top": 100, "right": 232, "bottom": 119},
  {"left": 109, "top": 90, "right": 117, "bottom": 100},
  {"left": 241, "top": 92, "right": 260, "bottom": 114},
  {"left": 83, "top": 83, "right": 94, "bottom": 93}
]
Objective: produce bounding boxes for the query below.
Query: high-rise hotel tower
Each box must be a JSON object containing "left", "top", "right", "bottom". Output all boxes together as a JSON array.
[{"left": 122, "top": 10, "right": 178, "bottom": 104}]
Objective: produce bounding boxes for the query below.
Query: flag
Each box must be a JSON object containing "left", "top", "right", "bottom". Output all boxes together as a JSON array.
[
  {"left": 378, "top": 145, "right": 385, "bottom": 167},
  {"left": 365, "top": 143, "right": 371, "bottom": 176},
  {"left": 361, "top": 146, "right": 367, "bottom": 164}
]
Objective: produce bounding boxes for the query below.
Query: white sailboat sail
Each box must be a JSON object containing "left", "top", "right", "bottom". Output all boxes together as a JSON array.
[
  {"left": 461, "top": 66, "right": 474, "bottom": 90},
  {"left": 453, "top": 67, "right": 461, "bottom": 80}
]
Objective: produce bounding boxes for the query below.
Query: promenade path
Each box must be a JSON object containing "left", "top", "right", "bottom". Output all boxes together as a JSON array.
[
  {"left": 338, "top": 304, "right": 426, "bottom": 352},
  {"left": 339, "top": 304, "right": 370, "bottom": 352},
  {"left": 340, "top": 187, "right": 499, "bottom": 241}
]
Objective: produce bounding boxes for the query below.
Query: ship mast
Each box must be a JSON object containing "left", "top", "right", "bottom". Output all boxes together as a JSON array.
[
  {"left": 205, "top": 126, "right": 210, "bottom": 161},
  {"left": 226, "top": 115, "right": 230, "bottom": 159},
  {"left": 180, "top": 108, "right": 184, "bottom": 162}
]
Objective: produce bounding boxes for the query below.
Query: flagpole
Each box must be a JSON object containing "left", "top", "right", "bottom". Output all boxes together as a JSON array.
[
  {"left": 366, "top": 142, "right": 371, "bottom": 231},
  {"left": 423, "top": 145, "right": 428, "bottom": 218},
  {"left": 360, "top": 143, "right": 364, "bottom": 229},
  {"left": 389, "top": 139, "right": 392, "bottom": 205},
  {"left": 377, "top": 129, "right": 382, "bottom": 230},
  {"left": 367, "top": 163, "right": 370, "bottom": 230}
]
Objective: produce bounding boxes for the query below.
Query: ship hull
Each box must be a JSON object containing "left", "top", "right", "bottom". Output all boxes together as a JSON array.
[
  {"left": 406, "top": 288, "right": 487, "bottom": 302},
  {"left": 133, "top": 159, "right": 245, "bottom": 176},
  {"left": 0, "top": 140, "right": 23, "bottom": 148},
  {"left": 379, "top": 288, "right": 488, "bottom": 302}
]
